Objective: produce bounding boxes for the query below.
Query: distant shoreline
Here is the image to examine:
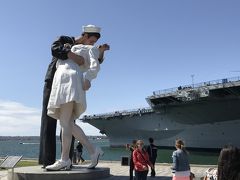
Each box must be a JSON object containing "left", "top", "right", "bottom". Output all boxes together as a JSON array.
[{"left": 0, "top": 136, "right": 108, "bottom": 141}]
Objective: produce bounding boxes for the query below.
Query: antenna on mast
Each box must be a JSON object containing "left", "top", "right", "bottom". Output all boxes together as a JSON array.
[{"left": 191, "top": 74, "right": 195, "bottom": 88}]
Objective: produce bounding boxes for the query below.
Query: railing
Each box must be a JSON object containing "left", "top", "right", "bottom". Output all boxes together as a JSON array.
[
  {"left": 81, "top": 107, "right": 153, "bottom": 120},
  {"left": 152, "top": 76, "right": 240, "bottom": 97}
]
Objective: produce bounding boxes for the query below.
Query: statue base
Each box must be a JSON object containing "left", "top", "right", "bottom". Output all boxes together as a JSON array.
[{"left": 8, "top": 165, "right": 110, "bottom": 180}]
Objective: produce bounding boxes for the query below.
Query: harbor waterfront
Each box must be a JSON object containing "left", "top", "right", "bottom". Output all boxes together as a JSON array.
[{"left": 0, "top": 136, "right": 219, "bottom": 165}]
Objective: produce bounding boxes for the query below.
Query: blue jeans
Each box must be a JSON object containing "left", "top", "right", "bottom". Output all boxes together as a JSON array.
[{"left": 135, "top": 170, "right": 148, "bottom": 180}]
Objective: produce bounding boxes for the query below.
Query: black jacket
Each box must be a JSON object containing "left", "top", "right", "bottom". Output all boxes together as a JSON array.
[
  {"left": 44, "top": 36, "right": 75, "bottom": 83},
  {"left": 147, "top": 144, "right": 158, "bottom": 159}
]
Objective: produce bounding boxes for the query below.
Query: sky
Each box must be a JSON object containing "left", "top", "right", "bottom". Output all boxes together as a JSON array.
[{"left": 0, "top": 0, "right": 239, "bottom": 136}]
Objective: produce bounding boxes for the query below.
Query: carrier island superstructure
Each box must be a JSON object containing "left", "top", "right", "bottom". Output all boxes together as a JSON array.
[{"left": 81, "top": 77, "right": 240, "bottom": 150}]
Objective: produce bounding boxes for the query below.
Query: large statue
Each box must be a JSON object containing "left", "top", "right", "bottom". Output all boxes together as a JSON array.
[
  {"left": 45, "top": 25, "right": 109, "bottom": 171},
  {"left": 39, "top": 25, "right": 107, "bottom": 169}
]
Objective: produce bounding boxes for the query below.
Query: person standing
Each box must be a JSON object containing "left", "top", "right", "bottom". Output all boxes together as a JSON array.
[
  {"left": 146, "top": 137, "right": 157, "bottom": 177},
  {"left": 76, "top": 141, "right": 85, "bottom": 164},
  {"left": 133, "top": 140, "right": 153, "bottom": 180},
  {"left": 45, "top": 24, "right": 109, "bottom": 171},
  {"left": 171, "top": 139, "right": 191, "bottom": 180},
  {"left": 217, "top": 145, "right": 240, "bottom": 180},
  {"left": 126, "top": 140, "right": 137, "bottom": 180}
]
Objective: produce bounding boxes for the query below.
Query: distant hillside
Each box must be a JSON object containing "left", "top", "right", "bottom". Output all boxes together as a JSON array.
[
  {"left": 0, "top": 136, "right": 107, "bottom": 141},
  {"left": 0, "top": 136, "right": 40, "bottom": 141}
]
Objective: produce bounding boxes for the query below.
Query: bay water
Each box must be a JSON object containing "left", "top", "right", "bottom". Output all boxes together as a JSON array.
[{"left": 0, "top": 137, "right": 219, "bottom": 165}]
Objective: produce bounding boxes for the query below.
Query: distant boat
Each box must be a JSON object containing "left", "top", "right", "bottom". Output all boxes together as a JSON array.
[{"left": 19, "top": 142, "right": 39, "bottom": 145}]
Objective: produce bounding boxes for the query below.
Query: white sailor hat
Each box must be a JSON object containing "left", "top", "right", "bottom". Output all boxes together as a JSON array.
[{"left": 82, "top": 24, "right": 101, "bottom": 33}]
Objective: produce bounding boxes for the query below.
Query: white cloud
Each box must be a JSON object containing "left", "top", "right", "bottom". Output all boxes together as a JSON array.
[
  {"left": 0, "top": 100, "right": 101, "bottom": 136},
  {"left": 0, "top": 100, "right": 41, "bottom": 136}
]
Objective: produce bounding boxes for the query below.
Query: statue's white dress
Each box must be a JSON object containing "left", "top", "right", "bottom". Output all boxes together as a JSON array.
[{"left": 47, "top": 44, "right": 100, "bottom": 120}]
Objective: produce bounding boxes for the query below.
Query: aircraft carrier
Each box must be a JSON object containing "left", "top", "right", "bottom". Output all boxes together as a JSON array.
[{"left": 81, "top": 76, "right": 240, "bottom": 149}]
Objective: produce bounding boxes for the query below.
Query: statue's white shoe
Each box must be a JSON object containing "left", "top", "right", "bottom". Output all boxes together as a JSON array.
[
  {"left": 46, "top": 159, "right": 71, "bottom": 171},
  {"left": 88, "top": 147, "right": 104, "bottom": 169}
]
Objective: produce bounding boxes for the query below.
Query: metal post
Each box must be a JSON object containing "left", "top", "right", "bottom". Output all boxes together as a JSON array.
[
  {"left": 7, "top": 168, "right": 14, "bottom": 180},
  {"left": 12, "top": 168, "right": 14, "bottom": 180}
]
